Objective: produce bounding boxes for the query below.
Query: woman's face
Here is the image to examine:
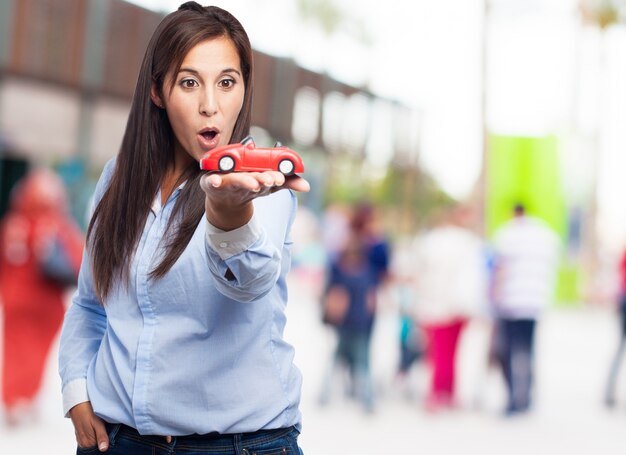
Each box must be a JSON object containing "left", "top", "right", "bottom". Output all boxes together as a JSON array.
[{"left": 156, "top": 36, "right": 245, "bottom": 165}]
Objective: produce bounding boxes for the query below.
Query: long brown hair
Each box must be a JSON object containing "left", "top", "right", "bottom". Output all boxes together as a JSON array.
[{"left": 87, "top": 2, "right": 254, "bottom": 301}]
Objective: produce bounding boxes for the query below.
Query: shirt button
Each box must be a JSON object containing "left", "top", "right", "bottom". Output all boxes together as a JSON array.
[{"left": 219, "top": 241, "right": 228, "bottom": 248}]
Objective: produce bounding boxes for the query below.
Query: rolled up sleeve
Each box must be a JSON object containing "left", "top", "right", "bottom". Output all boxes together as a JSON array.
[{"left": 204, "top": 191, "right": 296, "bottom": 303}]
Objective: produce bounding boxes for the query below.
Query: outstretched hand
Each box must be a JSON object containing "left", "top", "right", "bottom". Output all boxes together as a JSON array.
[{"left": 200, "top": 171, "right": 310, "bottom": 231}]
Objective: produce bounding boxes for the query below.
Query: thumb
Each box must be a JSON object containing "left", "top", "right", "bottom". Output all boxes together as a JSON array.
[
  {"left": 92, "top": 418, "right": 110, "bottom": 452},
  {"left": 200, "top": 173, "right": 222, "bottom": 192}
]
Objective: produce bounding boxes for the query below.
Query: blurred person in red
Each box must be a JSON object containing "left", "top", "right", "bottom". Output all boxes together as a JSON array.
[
  {"left": 604, "top": 247, "right": 626, "bottom": 408},
  {"left": 491, "top": 203, "right": 560, "bottom": 416},
  {"left": 0, "top": 168, "right": 84, "bottom": 425},
  {"left": 409, "top": 204, "right": 487, "bottom": 412}
]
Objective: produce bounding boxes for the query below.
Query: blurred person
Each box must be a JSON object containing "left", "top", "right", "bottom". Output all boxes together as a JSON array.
[
  {"left": 0, "top": 169, "right": 84, "bottom": 425},
  {"left": 396, "top": 286, "right": 423, "bottom": 380},
  {"left": 318, "top": 203, "right": 390, "bottom": 411},
  {"left": 491, "top": 203, "right": 560, "bottom": 416},
  {"left": 58, "top": 3, "right": 309, "bottom": 454},
  {"left": 604, "top": 246, "right": 626, "bottom": 408},
  {"left": 290, "top": 205, "right": 326, "bottom": 297},
  {"left": 409, "top": 204, "right": 487, "bottom": 412},
  {"left": 320, "top": 202, "right": 351, "bottom": 262},
  {"left": 318, "top": 234, "right": 379, "bottom": 412},
  {"left": 350, "top": 201, "right": 391, "bottom": 287},
  {"left": 387, "top": 237, "right": 423, "bottom": 392},
  {"left": 349, "top": 202, "right": 393, "bottom": 388},
  {"left": 471, "top": 244, "right": 503, "bottom": 410}
]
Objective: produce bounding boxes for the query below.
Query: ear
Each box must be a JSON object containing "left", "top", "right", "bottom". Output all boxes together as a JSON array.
[{"left": 150, "top": 83, "right": 164, "bottom": 109}]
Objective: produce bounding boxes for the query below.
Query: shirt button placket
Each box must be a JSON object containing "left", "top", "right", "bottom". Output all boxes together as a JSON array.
[{"left": 132, "top": 210, "right": 162, "bottom": 431}]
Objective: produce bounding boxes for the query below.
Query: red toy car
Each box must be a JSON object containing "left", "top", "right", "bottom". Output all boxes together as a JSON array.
[{"left": 199, "top": 137, "right": 304, "bottom": 176}]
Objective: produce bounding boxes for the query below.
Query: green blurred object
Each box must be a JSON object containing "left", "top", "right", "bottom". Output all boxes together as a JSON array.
[
  {"left": 486, "top": 134, "right": 578, "bottom": 306},
  {"left": 556, "top": 260, "right": 581, "bottom": 307},
  {"left": 486, "top": 134, "right": 565, "bottom": 237}
]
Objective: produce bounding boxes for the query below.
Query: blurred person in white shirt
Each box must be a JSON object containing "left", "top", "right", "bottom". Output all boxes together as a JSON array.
[
  {"left": 491, "top": 203, "right": 561, "bottom": 416},
  {"left": 410, "top": 204, "right": 488, "bottom": 412}
]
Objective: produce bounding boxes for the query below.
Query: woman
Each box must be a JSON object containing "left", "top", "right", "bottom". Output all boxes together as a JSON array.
[
  {"left": 58, "top": 3, "right": 309, "bottom": 454},
  {"left": 0, "top": 169, "right": 83, "bottom": 425},
  {"left": 320, "top": 234, "right": 378, "bottom": 412},
  {"left": 410, "top": 205, "right": 486, "bottom": 412}
]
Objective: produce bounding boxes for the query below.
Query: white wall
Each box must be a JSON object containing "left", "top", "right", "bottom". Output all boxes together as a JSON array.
[
  {"left": 0, "top": 77, "right": 131, "bottom": 172},
  {"left": 89, "top": 98, "right": 130, "bottom": 168},
  {"left": 0, "top": 78, "right": 80, "bottom": 163}
]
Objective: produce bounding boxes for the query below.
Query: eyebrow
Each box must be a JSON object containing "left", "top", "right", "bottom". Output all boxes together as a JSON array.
[{"left": 178, "top": 67, "right": 242, "bottom": 77}]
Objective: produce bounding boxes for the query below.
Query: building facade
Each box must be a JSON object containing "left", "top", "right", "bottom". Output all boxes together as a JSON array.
[{"left": 0, "top": 0, "right": 419, "bottom": 218}]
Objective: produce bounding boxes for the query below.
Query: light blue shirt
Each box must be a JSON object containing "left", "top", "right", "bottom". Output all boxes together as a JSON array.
[{"left": 58, "top": 158, "right": 302, "bottom": 436}]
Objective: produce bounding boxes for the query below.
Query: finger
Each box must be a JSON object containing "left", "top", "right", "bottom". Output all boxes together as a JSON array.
[
  {"left": 254, "top": 173, "right": 275, "bottom": 188},
  {"left": 92, "top": 417, "right": 110, "bottom": 452},
  {"left": 76, "top": 422, "right": 99, "bottom": 450},
  {"left": 223, "top": 173, "right": 264, "bottom": 191},
  {"left": 203, "top": 171, "right": 303, "bottom": 194},
  {"left": 70, "top": 403, "right": 98, "bottom": 449},
  {"left": 76, "top": 430, "right": 97, "bottom": 450},
  {"left": 279, "top": 176, "right": 310, "bottom": 193},
  {"left": 263, "top": 172, "right": 286, "bottom": 187},
  {"left": 200, "top": 173, "right": 223, "bottom": 191}
]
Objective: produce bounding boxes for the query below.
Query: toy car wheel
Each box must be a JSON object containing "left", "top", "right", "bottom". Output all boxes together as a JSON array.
[
  {"left": 278, "top": 159, "right": 295, "bottom": 175},
  {"left": 218, "top": 155, "right": 236, "bottom": 172}
]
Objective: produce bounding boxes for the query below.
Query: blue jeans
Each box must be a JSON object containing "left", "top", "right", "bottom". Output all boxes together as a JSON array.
[
  {"left": 318, "top": 327, "right": 374, "bottom": 411},
  {"left": 499, "top": 318, "right": 536, "bottom": 413},
  {"left": 76, "top": 423, "right": 304, "bottom": 455}
]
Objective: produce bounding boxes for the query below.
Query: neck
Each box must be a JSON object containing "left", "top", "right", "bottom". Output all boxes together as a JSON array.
[
  {"left": 161, "top": 144, "right": 196, "bottom": 204},
  {"left": 161, "top": 164, "right": 187, "bottom": 205}
]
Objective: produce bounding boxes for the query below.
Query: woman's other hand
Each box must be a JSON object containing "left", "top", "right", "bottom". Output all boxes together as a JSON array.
[{"left": 69, "top": 401, "right": 109, "bottom": 452}]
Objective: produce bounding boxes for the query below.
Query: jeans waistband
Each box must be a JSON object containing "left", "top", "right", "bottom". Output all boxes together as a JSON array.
[{"left": 109, "top": 422, "right": 296, "bottom": 447}]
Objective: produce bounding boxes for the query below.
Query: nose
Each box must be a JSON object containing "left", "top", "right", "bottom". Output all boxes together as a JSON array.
[{"left": 199, "top": 87, "right": 218, "bottom": 117}]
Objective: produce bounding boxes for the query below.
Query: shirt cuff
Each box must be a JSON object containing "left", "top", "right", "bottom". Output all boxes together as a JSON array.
[
  {"left": 206, "top": 214, "right": 262, "bottom": 260},
  {"left": 62, "top": 378, "right": 89, "bottom": 418}
]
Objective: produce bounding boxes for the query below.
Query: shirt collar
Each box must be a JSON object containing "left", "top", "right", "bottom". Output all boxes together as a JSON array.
[{"left": 151, "top": 180, "right": 187, "bottom": 215}]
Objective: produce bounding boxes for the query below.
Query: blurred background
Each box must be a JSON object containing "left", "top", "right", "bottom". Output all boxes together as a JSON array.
[{"left": 2, "top": 0, "right": 626, "bottom": 453}]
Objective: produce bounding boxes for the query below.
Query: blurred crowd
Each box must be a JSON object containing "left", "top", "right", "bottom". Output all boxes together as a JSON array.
[
  {"left": 2, "top": 168, "right": 626, "bottom": 426},
  {"left": 292, "top": 198, "right": 626, "bottom": 418}
]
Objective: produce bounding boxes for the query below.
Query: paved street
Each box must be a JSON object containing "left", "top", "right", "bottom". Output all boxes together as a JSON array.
[
  {"left": 2, "top": 274, "right": 626, "bottom": 454},
  {"left": 288, "top": 275, "right": 626, "bottom": 455}
]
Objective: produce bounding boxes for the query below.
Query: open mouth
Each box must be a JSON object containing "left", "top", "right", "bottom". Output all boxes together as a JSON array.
[
  {"left": 200, "top": 130, "right": 217, "bottom": 140},
  {"left": 197, "top": 128, "right": 221, "bottom": 150}
]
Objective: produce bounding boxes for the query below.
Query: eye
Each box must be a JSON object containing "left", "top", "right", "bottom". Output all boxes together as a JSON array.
[
  {"left": 218, "top": 78, "right": 236, "bottom": 89},
  {"left": 180, "top": 79, "right": 198, "bottom": 89}
]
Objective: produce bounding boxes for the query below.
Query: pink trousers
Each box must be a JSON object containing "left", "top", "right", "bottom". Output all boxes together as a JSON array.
[{"left": 423, "top": 318, "right": 466, "bottom": 407}]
